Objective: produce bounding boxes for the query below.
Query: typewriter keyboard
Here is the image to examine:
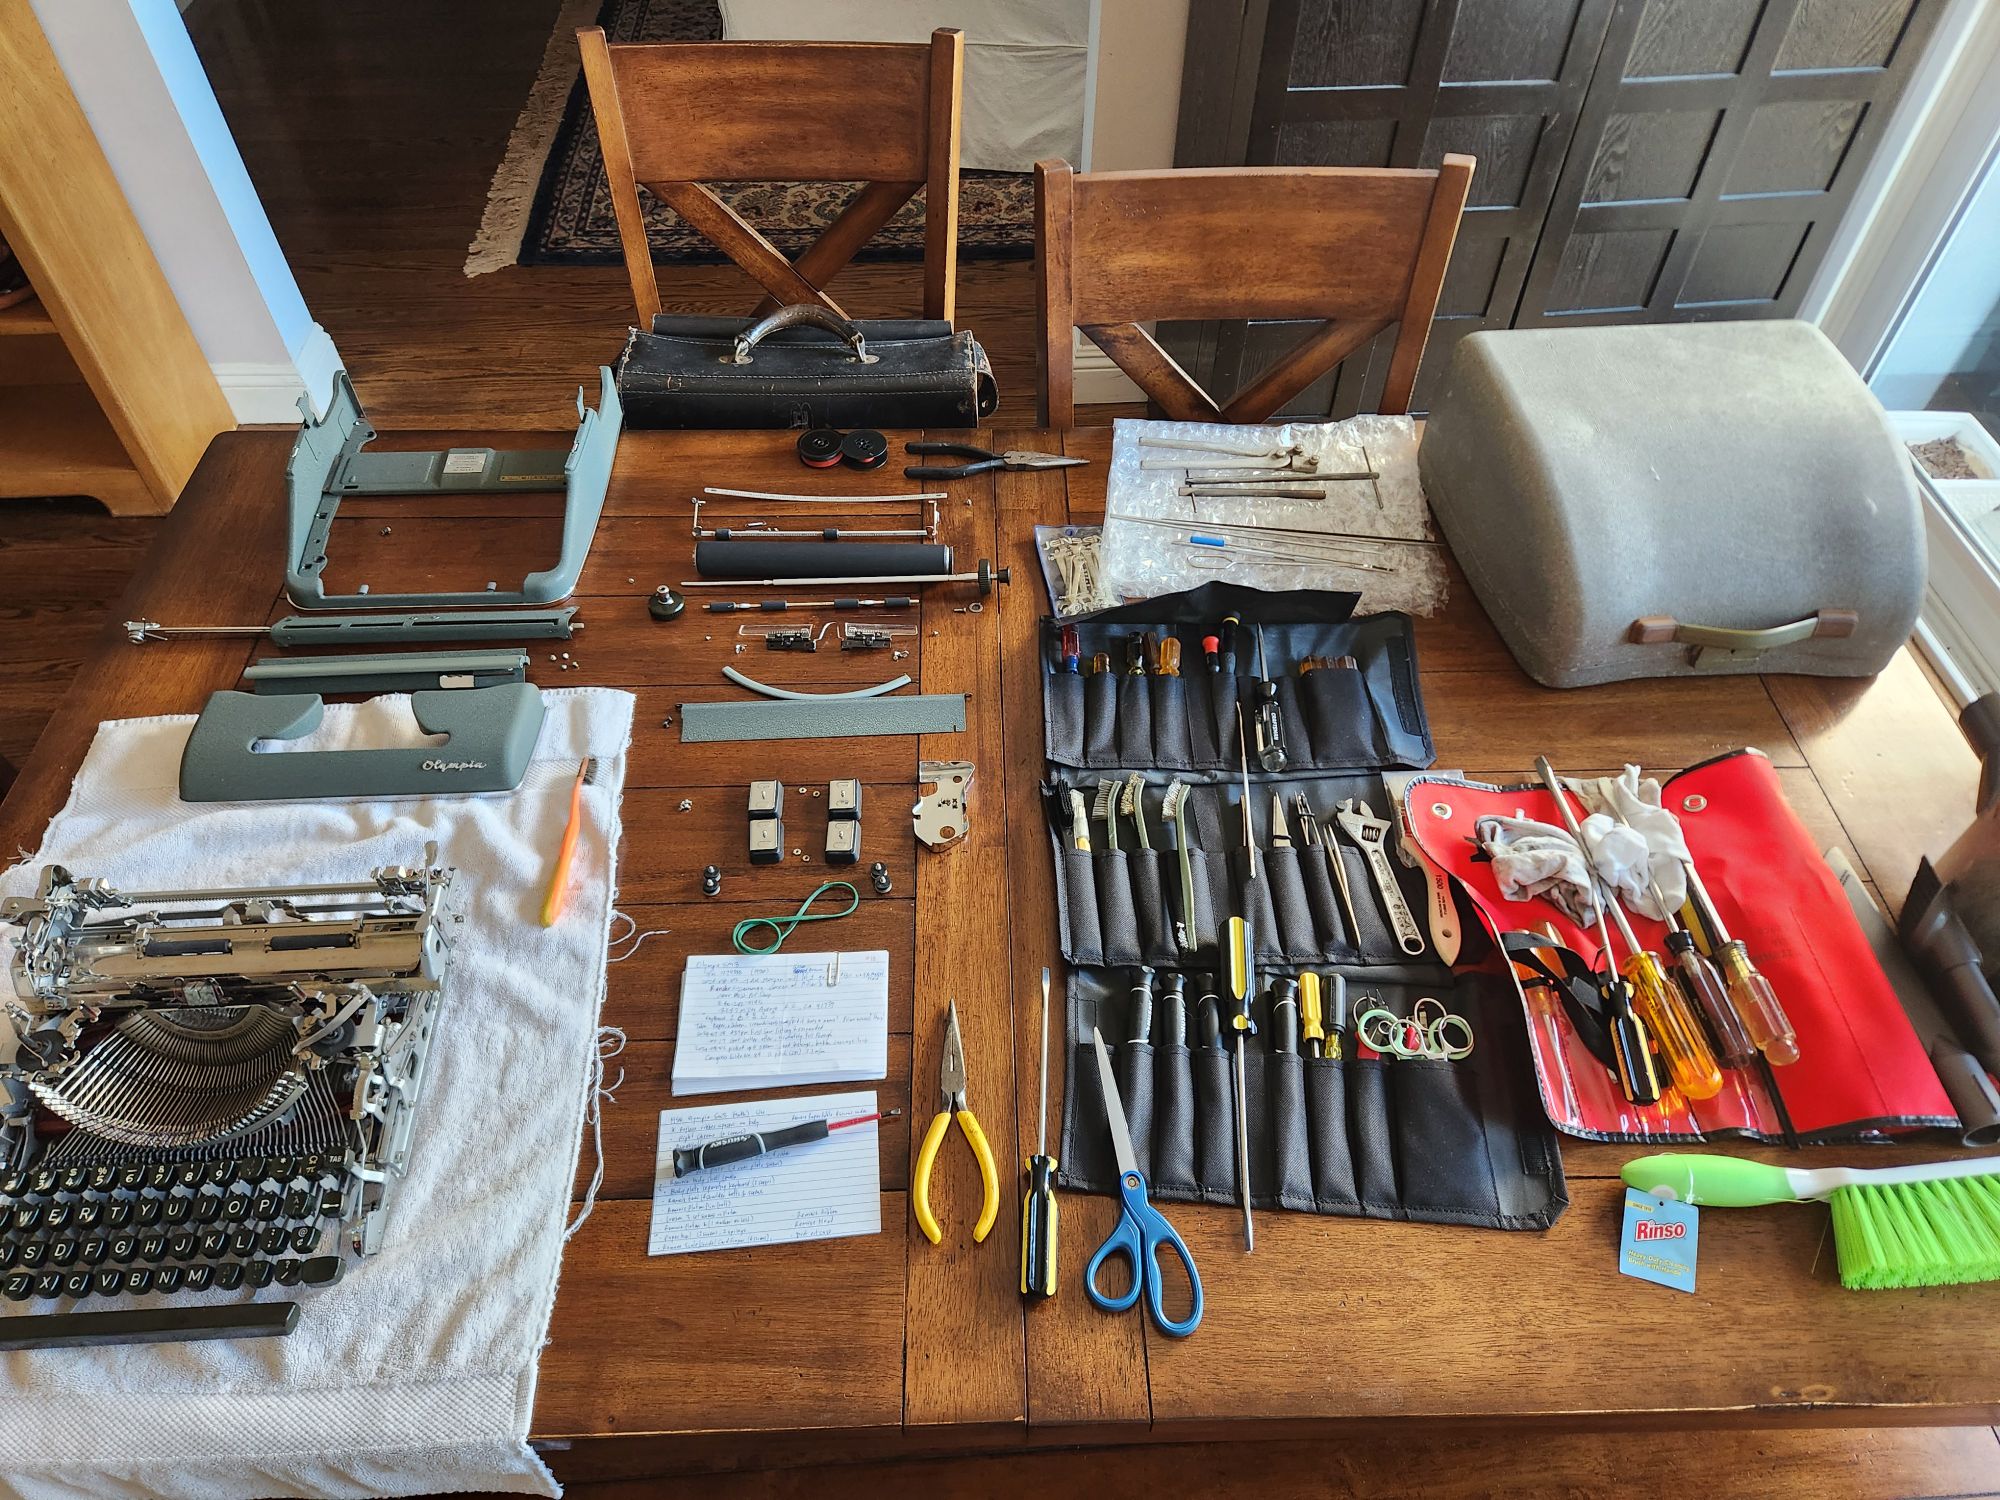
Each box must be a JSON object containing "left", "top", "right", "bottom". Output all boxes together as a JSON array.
[{"left": 0, "top": 1153, "right": 348, "bottom": 1304}]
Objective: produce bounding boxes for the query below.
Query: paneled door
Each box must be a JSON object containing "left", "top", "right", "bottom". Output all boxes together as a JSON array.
[{"left": 1170, "top": 0, "right": 1944, "bottom": 417}]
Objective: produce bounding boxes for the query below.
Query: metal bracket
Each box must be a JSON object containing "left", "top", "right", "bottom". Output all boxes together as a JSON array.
[
  {"left": 915, "top": 761, "right": 975, "bottom": 851},
  {"left": 285, "top": 368, "right": 622, "bottom": 610}
]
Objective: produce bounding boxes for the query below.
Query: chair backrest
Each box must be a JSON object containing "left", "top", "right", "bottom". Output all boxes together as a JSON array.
[
  {"left": 578, "top": 26, "right": 964, "bottom": 324},
  {"left": 1033, "top": 158, "right": 1475, "bottom": 428}
]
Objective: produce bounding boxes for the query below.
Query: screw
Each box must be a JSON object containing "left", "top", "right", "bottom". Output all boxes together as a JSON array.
[
  {"left": 893, "top": 650, "right": 909, "bottom": 660},
  {"left": 678, "top": 799, "right": 693, "bottom": 812},
  {"left": 734, "top": 643, "right": 745, "bottom": 655},
  {"left": 701, "top": 865, "right": 721, "bottom": 897},
  {"left": 379, "top": 526, "right": 391, "bottom": 536},
  {"left": 869, "top": 862, "right": 891, "bottom": 895},
  {"left": 953, "top": 607, "right": 968, "bottom": 614},
  {"left": 661, "top": 716, "right": 673, "bottom": 728}
]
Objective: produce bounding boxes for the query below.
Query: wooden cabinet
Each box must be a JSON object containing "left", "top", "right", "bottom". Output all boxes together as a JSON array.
[
  {"left": 0, "top": 0, "right": 233, "bottom": 515},
  {"left": 1173, "top": 0, "right": 1944, "bottom": 418}
]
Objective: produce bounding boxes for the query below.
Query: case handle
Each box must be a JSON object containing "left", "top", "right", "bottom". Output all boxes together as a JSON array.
[
  {"left": 725, "top": 305, "right": 878, "bottom": 366},
  {"left": 1628, "top": 609, "right": 1857, "bottom": 668}
]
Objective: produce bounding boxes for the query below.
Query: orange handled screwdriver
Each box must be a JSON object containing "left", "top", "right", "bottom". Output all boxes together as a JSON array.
[
  {"left": 540, "top": 757, "right": 595, "bottom": 926},
  {"left": 1682, "top": 860, "right": 1800, "bottom": 1066}
]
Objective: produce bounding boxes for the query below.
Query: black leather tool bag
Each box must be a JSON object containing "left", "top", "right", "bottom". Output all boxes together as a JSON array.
[{"left": 614, "top": 305, "right": 998, "bottom": 429}]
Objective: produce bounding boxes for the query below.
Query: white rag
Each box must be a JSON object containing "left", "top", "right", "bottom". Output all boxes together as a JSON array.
[
  {"left": 0, "top": 688, "right": 634, "bottom": 1500},
  {"left": 1569, "top": 766, "right": 1690, "bottom": 920}
]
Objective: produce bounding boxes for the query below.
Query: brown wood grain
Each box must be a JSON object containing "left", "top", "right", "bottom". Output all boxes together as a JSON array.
[
  {"left": 922, "top": 29, "right": 964, "bottom": 325},
  {"left": 546, "top": 1426, "right": 2000, "bottom": 1497},
  {"left": 1033, "top": 160, "right": 1075, "bottom": 429},
  {"left": 1380, "top": 153, "right": 1476, "bottom": 415},
  {"left": 903, "top": 443, "right": 1027, "bottom": 1429}
]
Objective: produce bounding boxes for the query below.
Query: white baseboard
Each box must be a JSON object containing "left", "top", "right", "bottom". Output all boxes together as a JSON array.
[
  {"left": 211, "top": 323, "right": 346, "bottom": 425},
  {"left": 1074, "top": 342, "right": 1147, "bottom": 405}
]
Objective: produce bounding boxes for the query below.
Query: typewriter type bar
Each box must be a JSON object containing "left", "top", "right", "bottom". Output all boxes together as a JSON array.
[{"left": 0, "top": 1301, "right": 302, "bottom": 1352}]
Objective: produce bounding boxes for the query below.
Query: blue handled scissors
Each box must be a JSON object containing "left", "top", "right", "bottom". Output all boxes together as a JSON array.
[{"left": 1084, "top": 1026, "right": 1203, "bottom": 1337}]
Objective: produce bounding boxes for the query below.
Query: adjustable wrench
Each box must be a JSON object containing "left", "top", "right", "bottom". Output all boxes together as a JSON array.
[{"left": 1333, "top": 798, "right": 1427, "bottom": 957}]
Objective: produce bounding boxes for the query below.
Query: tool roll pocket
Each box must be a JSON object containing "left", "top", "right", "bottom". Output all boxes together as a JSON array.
[
  {"left": 1266, "top": 1050, "right": 1314, "bottom": 1209},
  {"left": 1192, "top": 1045, "right": 1238, "bottom": 1205},
  {"left": 1298, "top": 847, "right": 1354, "bottom": 956},
  {"left": 1116, "top": 1040, "right": 1157, "bottom": 1182},
  {"left": 1305, "top": 1056, "right": 1360, "bottom": 1209},
  {"left": 1391, "top": 1056, "right": 1500, "bottom": 1221},
  {"left": 1182, "top": 848, "right": 1220, "bottom": 952},
  {"left": 1276, "top": 674, "right": 1315, "bottom": 766},
  {"left": 1150, "top": 673, "right": 1196, "bottom": 768},
  {"left": 1047, "top": 672, "right": 1087, "bottom": 764},
  {"left": 1060, "top": 848, "right": 1106, "bottom": 966},
  {"left": 1208, "top": 673, "right": 1245, "bottom": 768},
  {"left": 1129, "top": 853, "right": 1172, "bottom": 965},
  {"left": 1301, "top": 666, "right": 1379, "bottom": 767},
  {"left": 1264, "top": 847, "right": 1320, "bottom": 963},
  {"left": 1093, "top": 852, "right": 1141, "bottom": 967},
  {"left": 1083, "top": 670, "right": 1119, "bottom": 765},
  {"left": 1347, "top": 1058, "right": 1400, "bottom": 1213},
  {"left": 1153, "top": 1043, "right": 1199, "bottom": 1195},
  {"left": 1116, "top": 676, "right": 1155, "bottom": 764}
]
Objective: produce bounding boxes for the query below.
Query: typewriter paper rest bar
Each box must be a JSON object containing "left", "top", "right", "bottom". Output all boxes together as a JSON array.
[{"left": 649, "top": 1091, "right": 883, "bottom": 1256}]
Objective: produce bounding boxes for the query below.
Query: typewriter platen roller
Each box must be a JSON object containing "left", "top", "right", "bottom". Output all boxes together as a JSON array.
[{"left": 0, "top": 854, "right": 459, "bottom": 1349}]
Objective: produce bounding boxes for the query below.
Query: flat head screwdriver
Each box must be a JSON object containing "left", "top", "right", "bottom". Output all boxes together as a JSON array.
[
  {"left": 1226, "top": 704, "right": 1259, "bottom": 1252},
  {"left": 1021, "top": 967, "right": 1059, "bottom": 1300},
  {"left": 1682, "top": 861, "right": 1800, "bottom": 1065}
]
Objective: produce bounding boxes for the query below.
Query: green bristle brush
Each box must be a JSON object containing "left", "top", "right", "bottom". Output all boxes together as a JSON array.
[{"left": 1623, "top": 1153, "right": 2000, "bottom": 1291}]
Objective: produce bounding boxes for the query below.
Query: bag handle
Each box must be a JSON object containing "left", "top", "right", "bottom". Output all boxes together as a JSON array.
[{"left": 725, "top": 305, "right": 879, "bottom": 366}]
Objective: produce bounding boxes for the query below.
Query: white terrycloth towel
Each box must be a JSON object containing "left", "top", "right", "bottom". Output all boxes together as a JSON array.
[
  {"left": 1568, "top": 767, "right": 1690, "bottom": 921},
  {"left": 0, "top": 688, "right": 634, "bottom": 1500}
]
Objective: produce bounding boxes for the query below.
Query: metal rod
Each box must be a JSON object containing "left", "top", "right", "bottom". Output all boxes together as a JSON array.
[
  {"left": 691, "top": 498, "right": 938, "bottom": 540},
  {"left": 679, "top": 565, "right": 1009, "bottom": 591},
  {"left": 1108, "top": 510, "right": 1437, "bottom": 549},
  {"left": 701, "top": 487, "right": 946, "bottom": 504}
]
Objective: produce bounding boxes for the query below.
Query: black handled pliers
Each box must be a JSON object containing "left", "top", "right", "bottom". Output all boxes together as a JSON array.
[{"left": 903, "top": 442, "right": 1090, "bottom": 480}]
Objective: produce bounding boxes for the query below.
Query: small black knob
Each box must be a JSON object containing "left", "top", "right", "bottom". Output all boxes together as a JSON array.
[
  {"left": 649, "top": 586, "right": 685, "bottom": 621},
  {"left": 701, "top": 864, "right": 722, "bottom": 897},
  {"left": 869, "top": 861, "right": 892, "bottom": 895}
]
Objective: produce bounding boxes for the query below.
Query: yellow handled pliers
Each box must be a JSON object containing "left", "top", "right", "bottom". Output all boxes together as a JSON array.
[{"left": 913, "top": 999, "right": 1000, "bottom": 1244}]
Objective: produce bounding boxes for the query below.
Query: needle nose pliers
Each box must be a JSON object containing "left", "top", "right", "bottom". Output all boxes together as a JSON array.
[
  {"left": 903, "top": 442, "right": 1089, "bottom": 480},
  {"left": 912, "top": 998, "right": 1000, "bottom": 1244}
]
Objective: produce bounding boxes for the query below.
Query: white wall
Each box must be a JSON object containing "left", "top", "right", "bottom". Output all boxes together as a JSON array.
[
  {"left": 1088, "top": 0, "right": 1188, "bottom": 171},
  {"left": 28, "top": 0, "right": 341, "bottom": 422}
]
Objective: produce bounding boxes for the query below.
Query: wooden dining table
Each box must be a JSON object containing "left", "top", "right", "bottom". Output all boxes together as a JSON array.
[{"left": 2, "top": 421, "right": 1994, "bottom": 1489}]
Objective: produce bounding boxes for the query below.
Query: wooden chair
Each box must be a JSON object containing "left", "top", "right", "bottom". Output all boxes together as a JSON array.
[
  {"left": 1033, "top": 157, "right": 1475, "bottom": 427},
  {"left": 578, "top": 26, "right": 964, "bottom": 325}
]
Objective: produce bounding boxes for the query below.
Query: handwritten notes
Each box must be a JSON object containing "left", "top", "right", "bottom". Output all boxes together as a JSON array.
[
  {"left": 648, "top": 1090, "right": 883, "bottom": 1256},
  {"left": 672, "top": 950, "right": 889, "bottom": 1095}
]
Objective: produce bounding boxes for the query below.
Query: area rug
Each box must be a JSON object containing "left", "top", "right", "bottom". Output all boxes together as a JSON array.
[{"left": 465, "top": 0, "right": 1034, "bottom": 276}]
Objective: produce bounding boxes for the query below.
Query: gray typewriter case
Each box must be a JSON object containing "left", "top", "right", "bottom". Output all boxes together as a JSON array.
[{"left": 1417, "top": 320, "right": 1924, "bottom": 689}]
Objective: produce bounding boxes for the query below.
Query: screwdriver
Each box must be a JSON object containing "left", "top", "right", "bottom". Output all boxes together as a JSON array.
[
  {"left": 1536, "top": 759, "right": 1721, "bottom": 1102},
  {"left": 1128, "top": 966, "right": 1156, "bottom": 1044},
  {"left": 1059, "top": 623, "right": 1080, "bottom": 674},
  {"left": 1202, "top": 634, "right": 1221, "bottom": 674},
  {"left": 1683, "top": 860, "right": 1801, "bottom": 1065},
  {"left": 673, "top": 1108, "right": 902, "bottom": 1177},
  {"left": 1300, "top": 972, "right": 1325, "bottom": 1058},
  {"left": 1226, "top": 703, "right": 1259, "bottom": 1252},
  {"left": 1091, "top": 650, "right": 1112, "bottom": 676},
  {"left": 1157, "top": 637, "right": 1183, "bottom": 677},
  {"left": 1021, "top": 967, "right": 1059, "bottom": 1300},
  {"left": 1251, "top": 624, "right": 1287, "bottom": 772},
  {"left": 1196, "top": 977, "right": 1222, "bottom": 1049},
  {"left": 1532, "top": 760, "right": 1661, "bottom": 1106},
  {"left": 1124, "top": 633, "right": 1148, "bottom": 675},
  {"left": 1326, "top": 973, "right": 1349, "bottom": 1060},
  {"left": 1270, "top": 977, "right": 1300, "bottom": 1055}
]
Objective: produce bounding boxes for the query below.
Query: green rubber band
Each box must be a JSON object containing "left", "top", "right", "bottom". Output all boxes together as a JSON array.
[{"left": 731, "top": 880, "right": 861, "bottom": 954}]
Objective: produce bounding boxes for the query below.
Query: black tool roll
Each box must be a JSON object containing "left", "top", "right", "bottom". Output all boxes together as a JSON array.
[
  {"left": 615, "top": 305, "right": 998, "bottom": 429},
  {"left": 1042, "top": 582, "right": 1568, "bottom": 1231}
]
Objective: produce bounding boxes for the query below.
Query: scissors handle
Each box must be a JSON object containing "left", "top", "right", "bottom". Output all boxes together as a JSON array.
[{"left": 1084, "top": 1170, "right": 1203, "bottom": 1337}]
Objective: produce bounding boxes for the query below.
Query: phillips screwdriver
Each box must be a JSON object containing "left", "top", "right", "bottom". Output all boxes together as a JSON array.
[
  {"left": 1683, "top": 860, "right": 1800, "bottom": 1065},
  {"left": 1022, "top": 967, "right": 1059, "bottom": 1300},
  {"left": 1059, "top": 623, "right": 1080, "bottom": 674},
  {"left": 1226, "top": 703, "right": 1259, "bottom": 1252},
  {"left": 1533, "top": 759, "right": 1661, "bottom": 1106},
  {"left": 1251, "top": 625, "right": 1287, "bottom": 772},
  {"left": 1300, "top": 971, "right": 1325, "bottom": 1058},
  {"left": 1537, "top": 759, "right": 1720, "bottom": 1101},
  {"left": 1202, "top": 634, "right": 1222, "bottom": 674},
  {"left": 1326, "top": 973, "right": 1349, "bottom": 1060}
]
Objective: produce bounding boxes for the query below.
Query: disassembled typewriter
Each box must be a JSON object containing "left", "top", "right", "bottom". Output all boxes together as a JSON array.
[{"left": 0, "top": 854, "right": 457, "bottom": 1349}]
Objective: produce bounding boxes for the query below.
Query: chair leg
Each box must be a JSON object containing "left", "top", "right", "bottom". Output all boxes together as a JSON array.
[{"left": 1034, "top": 159, "right": 1076, "bottom": 429}]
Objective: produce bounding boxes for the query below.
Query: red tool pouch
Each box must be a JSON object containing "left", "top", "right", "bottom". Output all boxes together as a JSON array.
[{"left": 1404, "top": 749, "right": 1956, "bottom": 1142}]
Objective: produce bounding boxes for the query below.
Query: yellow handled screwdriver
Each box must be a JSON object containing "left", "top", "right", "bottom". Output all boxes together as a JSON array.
[
  {"left": 1226, "top": 704, "right": 1259, "bottom": 1253},
  {"left": 1683, "top": 861, "right": 1801, "bottom": 1066},
  {"left": 1157, "top": 637, "right": 1182, "bottom": 677},
  {"left": 1022, "top": 967, "right": 1059, "bottom": 1299},
  {"left": 1300, "top": 971, "right": 1325, "bottom": 1058}
]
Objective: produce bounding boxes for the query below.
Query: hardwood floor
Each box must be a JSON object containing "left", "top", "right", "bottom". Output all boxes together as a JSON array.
[{"left": 2, "top": 7, "right": 1994, "bottom": 1497}]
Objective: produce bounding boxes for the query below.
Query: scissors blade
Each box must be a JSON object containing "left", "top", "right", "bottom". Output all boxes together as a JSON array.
[{"left": 1091, "top": 1026, "right": 1140, "bottom": 1177}]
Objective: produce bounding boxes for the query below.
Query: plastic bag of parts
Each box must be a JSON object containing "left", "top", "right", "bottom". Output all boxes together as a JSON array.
[
  {"left": 1097, "top": 416, "right": 1449, "bottom": 617},
  {"left": 1036, "top": 524, "right": 1118, "bottom": 619}
]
